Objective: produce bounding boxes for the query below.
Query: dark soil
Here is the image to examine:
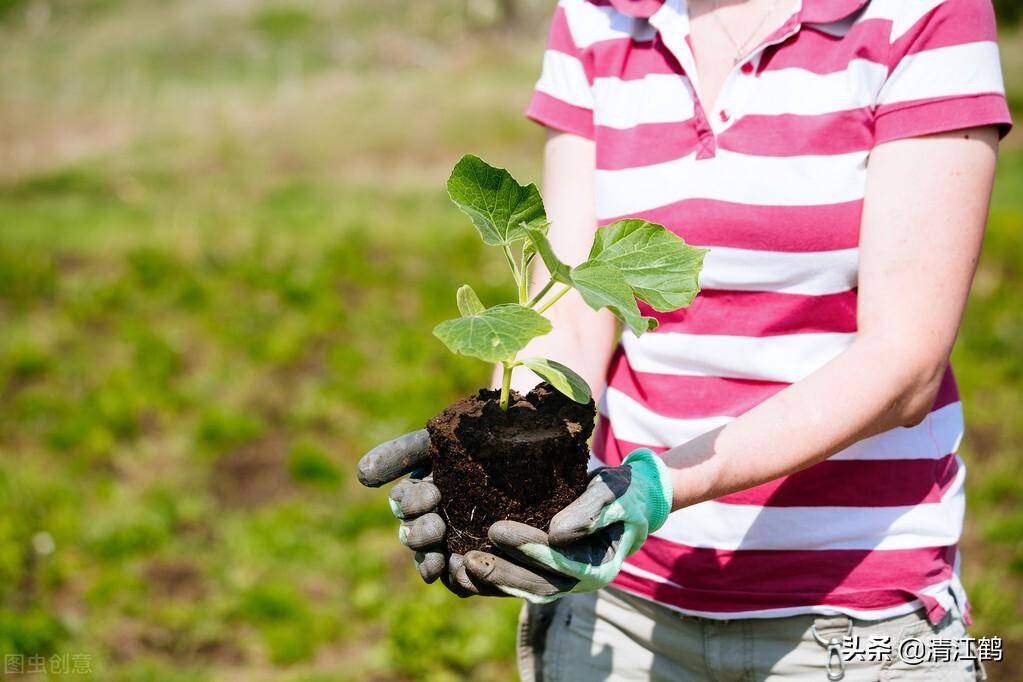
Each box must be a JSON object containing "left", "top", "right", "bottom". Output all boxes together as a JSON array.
[
  {"left": 143, "top": 559, "right": 206, "bottom": 600},
  {"left": 210, "top": 434, "right": 293, "bottom": 509},
  {"left": 427, "top": 382, "right": 594, "bottom": 555}
]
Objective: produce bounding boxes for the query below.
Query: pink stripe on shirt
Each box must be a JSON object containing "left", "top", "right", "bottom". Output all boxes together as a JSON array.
[
  {"left": 638, "top": 289, "right": 859, "bottom": 336},
  {"left": 602, "top": 199, "right": 862, "bottom": 251}
]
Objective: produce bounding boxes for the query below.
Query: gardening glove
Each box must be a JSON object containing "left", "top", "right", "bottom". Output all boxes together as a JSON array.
[
  {"left": 356, "top": 430, "right": 506, "bottom": 597},
  {"left": 463, "top": 449, "right": 673, "bottom": 604}
]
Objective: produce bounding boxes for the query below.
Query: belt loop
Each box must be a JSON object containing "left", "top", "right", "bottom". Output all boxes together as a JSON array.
[{"left": 811, "top": 616, "right": 853, "bottom": 682}]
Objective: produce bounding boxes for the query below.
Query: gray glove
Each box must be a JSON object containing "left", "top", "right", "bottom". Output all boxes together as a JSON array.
[{"left": 356, "top": 430, "right": 506, "bottom": 597}]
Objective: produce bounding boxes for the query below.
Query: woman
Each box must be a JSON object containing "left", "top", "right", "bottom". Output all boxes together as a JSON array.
[{"left": 359, "top": 0, "right": 1011, "bottom": 678}]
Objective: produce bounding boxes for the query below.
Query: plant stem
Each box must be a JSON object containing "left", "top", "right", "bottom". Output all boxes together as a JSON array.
[
  {"left": 527, "top": 278, "right": 556, "bottom": 308},
  {"left": 536, "top": 284, "right": 572, "bottom": 314},
  {"left": 499, "top": 361, "right": 514, "bottom": 411},
  {"left": 503, "top": 245, "right": 525, "bottom": 304},
  {"left": 518, "top": 258, "right": 529, "bottom": 304}
]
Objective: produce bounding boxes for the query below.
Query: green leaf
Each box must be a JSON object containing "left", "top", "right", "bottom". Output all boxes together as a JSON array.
[
  {"left": 455, "top": 284, "right": 485, "bottom": 317},
  {"left": 433, "top": 304, "right": 552, "bottom": 363},
  {"left": 569, "top": 260, "right": 656, "bottom": 336},
  {"left": 520, "top": 357, "right": 592, "bottom": 404},
  {"left": 446, "top": 155, "right": 547, "bottom": 246},
  {"left": 587, "top": 219, "right": 708, "bottom": 311},
  {"left": 523, "top": 226, "right": 571, "bottom": 283}
]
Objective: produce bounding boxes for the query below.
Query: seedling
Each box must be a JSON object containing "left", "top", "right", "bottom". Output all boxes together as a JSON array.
[
  {"left": 362, "top": 155, "right": 711, "bottom": 558},
  {"left": 435, "top": 154, "right": 708, "bottom": 410}
]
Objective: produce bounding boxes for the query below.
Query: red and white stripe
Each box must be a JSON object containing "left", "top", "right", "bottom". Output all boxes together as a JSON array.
[{"left": 527, "top": 0, "right": 1010, "bottom": 624}]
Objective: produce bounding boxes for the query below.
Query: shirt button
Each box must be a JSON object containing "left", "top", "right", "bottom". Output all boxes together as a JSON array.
[
  {"left": 719, "top": 110, "right": 730, "bottom": 122},
  {"left": 741, "top": 62, "right": 755, "bottom": 75}
]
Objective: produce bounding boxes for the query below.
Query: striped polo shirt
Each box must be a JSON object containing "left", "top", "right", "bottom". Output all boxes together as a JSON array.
[{"left": 526, "top": 0, "right": 1011, "bottom": 623}]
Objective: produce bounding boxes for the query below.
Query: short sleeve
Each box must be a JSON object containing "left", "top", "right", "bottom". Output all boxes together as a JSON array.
[
  {"left": 873, "top": 0, "right": 1012, "bottom": 146},
  {"left": 525, "top": 0, "right": 596, "bottom": 139}
]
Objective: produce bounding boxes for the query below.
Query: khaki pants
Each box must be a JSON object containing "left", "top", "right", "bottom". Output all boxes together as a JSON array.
[{"left": 517, "top": 587, "right": 985, "bottom": 681}]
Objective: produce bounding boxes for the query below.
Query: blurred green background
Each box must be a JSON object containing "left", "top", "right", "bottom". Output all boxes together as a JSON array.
[{"left": 0, "top": 1, "right": 1019, "bottom": 680}]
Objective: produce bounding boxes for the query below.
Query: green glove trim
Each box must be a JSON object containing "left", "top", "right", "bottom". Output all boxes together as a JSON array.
[
  {"left": 621, "top": 448, "right": 674, "bottom": 534},
  {"left": 498, "top": 448, "right": 675, "bottom": 603}
]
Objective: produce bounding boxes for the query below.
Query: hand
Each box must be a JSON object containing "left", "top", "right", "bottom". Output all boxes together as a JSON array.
[
  {"left": 356, "top": 430, "right": 507, "bottom": 597},
  {"left": 462, "top": 449, "right": 674, "bottom": 604}
]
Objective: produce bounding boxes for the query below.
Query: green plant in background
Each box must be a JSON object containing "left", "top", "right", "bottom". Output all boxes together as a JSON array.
[{"left": 435, "top": 155, "right": 707, "bottom": 410}]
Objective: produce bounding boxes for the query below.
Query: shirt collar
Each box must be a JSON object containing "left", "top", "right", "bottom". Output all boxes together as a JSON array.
[{"left": 607, "top": 0, "right": 869, "bottom": 23}]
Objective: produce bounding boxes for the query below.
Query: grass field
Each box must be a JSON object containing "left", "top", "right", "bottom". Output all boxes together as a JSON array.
[{"left": 0, "top": 1, "right": 1020, "bottom": 680}]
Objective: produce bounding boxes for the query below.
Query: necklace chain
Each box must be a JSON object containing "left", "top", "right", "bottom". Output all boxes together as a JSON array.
[{"left": 711, "top": 0, "right": 780, "bottom": 64}]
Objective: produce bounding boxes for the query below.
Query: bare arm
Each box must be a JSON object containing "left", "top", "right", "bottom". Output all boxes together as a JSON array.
[
  {"left": 664, "top": 126, "right": 999, "bottom": 509},
  {"left": 492, "top": 130, "right": 618, "bottom": 396}
]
